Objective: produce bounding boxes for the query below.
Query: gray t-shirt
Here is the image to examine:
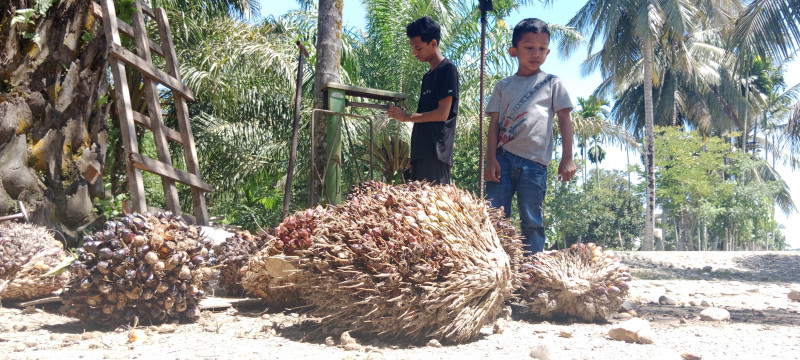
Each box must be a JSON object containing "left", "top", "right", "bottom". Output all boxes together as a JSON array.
[{"left": 486, "top": 72, "right": 573, "bottom": 165}]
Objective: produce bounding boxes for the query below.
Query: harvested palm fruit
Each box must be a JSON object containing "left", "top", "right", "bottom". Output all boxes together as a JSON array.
[
  {"left": 0, "top": 223, "right": 70, "bottom": 302},
  {"left": 519, "top": 242, "right": 631, "bottom": 322},
  {"left": 212, "top": 230, "right": 272, "bottom": 296},
  {"left": 487, "top": 206, "right": 526, "bottom": 289},
  {"left": 240, "top": 207, "right": 325, "bottom": 307},
  {"left": 60, "top": 212, "right": 216, "bottom": 325},
  {"left": 247, "top": 181, "right": 515, "bottom": 343}
]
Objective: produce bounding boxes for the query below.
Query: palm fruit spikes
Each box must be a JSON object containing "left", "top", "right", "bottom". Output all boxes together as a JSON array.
[
  {"left": 60, "top": 212, "right": 216, "bottom": 325},
  {"left": 247, "top": 181, "right": 516, "bottom": 343},
  {"left": 212, "top": 230, "right": 272, "bottom": 296},
  {"left": 240, "top": 207, "right": 325, "bottom": 307},
  {"left": 0, "top": 223, "right": 70, "bottom": 302},
  {"left": 519, "top": 242, "right": 631, "bottom": 322}
]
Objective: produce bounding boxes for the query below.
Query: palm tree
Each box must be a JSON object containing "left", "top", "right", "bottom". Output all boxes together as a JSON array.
[{"left": 569, "top": 0, "right": 701, "bottom": 250}]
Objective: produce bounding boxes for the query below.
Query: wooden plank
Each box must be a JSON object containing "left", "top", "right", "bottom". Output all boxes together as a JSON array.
[
  {"left": 108, "top": 43, "right": 195, "bottom": 101},
  {"left": 101, "top": 0, "right": 147, "bottom": 213},
  {"left": 132, "top": 111, "right": 183, "bottom": 144},
  {"left": 156, "top": 7, "right": 209, "bottom": 225},
  {"left": 322, "top": 82, "right": 406, "bottom": 102},
  {"left": 130, "top": 153, "right": 213, "bottom": 192},
  {"left": 132, "top": 1, "right": 181, "bottom": 215},
  {"left": 91, "top": 2, "right": 164, "bottom": 57},
  {"left": 137, "top": 0, "right": 156, "bottom": 19}
]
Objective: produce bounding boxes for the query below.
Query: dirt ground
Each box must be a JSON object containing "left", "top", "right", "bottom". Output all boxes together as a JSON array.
[{"left": 2, "top": 251, "right": 800, "bottom": 360}]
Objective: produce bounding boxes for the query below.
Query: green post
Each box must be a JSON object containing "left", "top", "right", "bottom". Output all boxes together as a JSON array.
[{"left": 324, "top": 88, "right": 346, "bottom": 204}]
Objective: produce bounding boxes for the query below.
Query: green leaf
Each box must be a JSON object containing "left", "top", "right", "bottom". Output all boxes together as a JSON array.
[
  {"left": 11, "top": 9, "right": 36, "bottom": 27},
  {"left": 43, "top": 254, "right": 77, "bottom": 276},
  {"left": 35, "top": 0, "right": 54, "bottom": 16}
]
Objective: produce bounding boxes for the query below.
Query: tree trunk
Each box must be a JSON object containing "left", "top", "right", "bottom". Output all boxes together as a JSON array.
[
  {"left": 310, "top": 0, "right": 343, "bottom": 206},
  {"left": 642, "top": 36, "right": 656, "bottom": 251},
  {"left": 1, "top": 0, "right": 108, "bottom": 243}
]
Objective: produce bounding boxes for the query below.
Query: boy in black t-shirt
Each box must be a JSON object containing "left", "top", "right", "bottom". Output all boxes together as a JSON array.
[{"left": 387, "top": 16, "right": 459, "bottom": 185}]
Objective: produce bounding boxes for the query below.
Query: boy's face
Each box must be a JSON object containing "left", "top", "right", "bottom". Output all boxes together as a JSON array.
[
  {"left": 409, "top": 36, "right": 437, "bottom": 63},
  {"left": 509, "top": 32, "right": 550, "bottom": 76}
]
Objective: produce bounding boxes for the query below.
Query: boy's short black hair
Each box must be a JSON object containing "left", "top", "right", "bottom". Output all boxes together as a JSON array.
[
  {"left": 406, "top": 16, "right": 441, "bottom": 45},
  {"left": 512, "top": 18, "right": 550, "bottom": 47}
]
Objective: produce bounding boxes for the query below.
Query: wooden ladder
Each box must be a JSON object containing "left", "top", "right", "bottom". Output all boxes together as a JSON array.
[{"left": 95, "top": 0, "right": 211, "bottom": 224}]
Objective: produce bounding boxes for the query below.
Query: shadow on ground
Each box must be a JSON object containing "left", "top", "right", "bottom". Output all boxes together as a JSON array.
[{"left": 620, "top": 253, "right": 800, "bottom": 283}]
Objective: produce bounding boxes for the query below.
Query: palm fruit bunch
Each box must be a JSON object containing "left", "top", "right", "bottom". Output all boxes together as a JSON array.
[
  {"left": 241, "top": 207, "right": 326, "bottom": 307},
  {"left": 212, "top": 230, "right": 272, "bottom": 296},
  {"left": 247, "top": 181, "right": 515, "bottom": 343},
  {"left": 487, "top": 206, "right": 526, "bottom": 289},
  {"left": 60, "top": 212, "right": 216, "bottom": 325},
  {"left": 518, "top": 242, "right": 631, "bottom": 322},
  {"left": 0, "top": 223, "right": 70, "bottom": 302}
]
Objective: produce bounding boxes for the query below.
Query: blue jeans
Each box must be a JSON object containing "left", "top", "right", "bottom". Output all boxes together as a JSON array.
[{"left": 486, "top": 148, "right": 548, "bottom": 253}]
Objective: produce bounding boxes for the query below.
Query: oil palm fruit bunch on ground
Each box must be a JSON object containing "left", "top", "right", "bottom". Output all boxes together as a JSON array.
[
  {"left": 519, "top": 242, "right": 631, "bottom": 322},
  {"left": 487, "top": 206, "right": 526, "bottom": 289},
  {"left": 241, "top": 207, "right": 325, "bottom": 307},
  {"left": 0, "top": 223, "right": 70, "bottom": 302},
  {"left": 213, "top": 230, "right": 273, "bottom": 296},
  {"left": 60, "top": 212, "right": 216, "bottom": 325},
  {"left": 248, "top": 181, "right": 515, "bottom": 343}
]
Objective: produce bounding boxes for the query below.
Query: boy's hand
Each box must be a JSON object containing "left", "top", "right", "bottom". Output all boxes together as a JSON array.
[
  {"left": 485, "top": 157, "right": 502, "bottom": 182},
  {"left": 557, "top": 158, "right": 577, "bottom": 182},
  {"left": 387, "top": 106, "right": 410, "bottom": 122}
]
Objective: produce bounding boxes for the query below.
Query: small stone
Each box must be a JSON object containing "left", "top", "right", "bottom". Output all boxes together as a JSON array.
[
  {"left": 340, "top": 331, "right": 357, "bottom": 345},
  {"left": 702, "top": 265, "right": 712, "bottom": 272},
  {"left": 13, "top": 343, "right": 26, "bottom": 352},
  {"left": 700, "top": 300, "right": 712, "bottom": 307},
  {"left": 558, "top": 330, "right": 573, "bottom": 338},
  {"left": 50, "top": 334, "right": 62, "bottom": 341},
  {"left": 529, "top": 344, "right": 552, "bottom": 360},
  {"left": 682, "top": 353, "right": 702, "bottom": 360},
  {"left": 325, "top": 336, "right": 336, "bottom": 346},
  {"left": 608, "top": 318, "right": 654, "bottom": 344},
  {"left": 689, "top": 300, "right": 699, "bottom": 306},
  {"left": 788, "top": 290, "right": 800, "bottom": 302},
  {"left": 493, "top": 319, "right": 506, "bottom": 334},
  {"left": 22, "top": 306, "right": 38, "bottom": 314},
  {"left": 700, "top": 307, "right": 730, "bottom": 321},
  {"left": 82, "top": 331, "right": 101, "bottom": 340},
  {"left": 156, "top": 324, "right": 178, "bottom": 333},
  {"left": 746, "top": 288, "right": 760, "bottom": 293},
  {"left": 64, "top": 334, "right": 82, "bottom": 342},
  {"left": 426, "top": 339, "right": 442, "bottom": 348},
  {"left": 343, "top": 343, "right": 363, "bottom": 351},
  {"left": 88, "top": 342, "right": 103, "bottom": 349},
  {"left": 680, "top": 317, "right": 687, "bottom": 324},
  {"left": 659, "top": 295, "right": 677, "bottom": 305},
  {"left": 619, "top": 300, "right": 639, "bottom": 313},
  {"left": 611, "top": 312, "right": 632, "bottom": 321},
  {"left": 12, "top": 324, "right": 27, "bottom": 332}
]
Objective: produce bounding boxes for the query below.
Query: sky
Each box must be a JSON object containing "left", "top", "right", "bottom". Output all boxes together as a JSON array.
[{"left": 262, "top": 1, "right": 800, "bottom": 249}]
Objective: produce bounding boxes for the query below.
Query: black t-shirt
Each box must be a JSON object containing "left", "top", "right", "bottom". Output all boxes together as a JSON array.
[{"left": 410, "top": 58, "right": 459, "bottom": 165}]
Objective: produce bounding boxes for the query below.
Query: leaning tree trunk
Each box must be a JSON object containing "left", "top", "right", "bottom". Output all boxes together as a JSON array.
[
  {"left": 310, "top": 0, "right": 342, "bottom": 206},
  {"left": 0, "top": 0, "right": 108, "bottom": 242}
]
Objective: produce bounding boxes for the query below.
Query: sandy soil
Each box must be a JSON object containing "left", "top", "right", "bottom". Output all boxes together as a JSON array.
[{"left": 1, "top": 251, "right": 799, "bottom": 360}]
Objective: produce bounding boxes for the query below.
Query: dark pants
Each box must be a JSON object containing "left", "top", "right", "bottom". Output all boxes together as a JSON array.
[{"left": 409, "top": 158, "right": 451, "bottom": 185}]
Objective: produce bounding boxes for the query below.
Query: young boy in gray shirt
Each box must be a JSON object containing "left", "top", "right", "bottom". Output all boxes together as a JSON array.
[{"left": 485, "top": 18, "right": 577, "bottom": 253}]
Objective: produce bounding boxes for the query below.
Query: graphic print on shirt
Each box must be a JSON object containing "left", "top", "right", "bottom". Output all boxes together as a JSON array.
[{"left": 497, "top": 74, "right": 555, "bottom": 146}]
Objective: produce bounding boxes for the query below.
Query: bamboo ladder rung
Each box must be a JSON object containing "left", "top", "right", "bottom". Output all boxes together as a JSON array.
[
  {"left": 90, "top": 2, "right": 164, "bottom": 57},
  {"left": 129, "top": 153, "right": 212, "bottom": 193},
  {"left": 108, "top": 43, "right": 195, "bottom": 101},
  {"left": 132, "top": 111, "right": 183, "bottom": 144}
]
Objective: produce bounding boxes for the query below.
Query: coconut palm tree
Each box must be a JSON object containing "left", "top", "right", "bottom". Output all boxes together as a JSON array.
[{"left": 568, "top": 0, "right": 704, "bottom": 250}]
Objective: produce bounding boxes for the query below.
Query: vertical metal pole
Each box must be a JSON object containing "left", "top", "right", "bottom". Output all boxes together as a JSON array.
[
  {"left": 283, "top": 41, "right": 309, "bottom": 219},
  {"left": 478, "top": 0, "right": 493, "bottom": 199}
]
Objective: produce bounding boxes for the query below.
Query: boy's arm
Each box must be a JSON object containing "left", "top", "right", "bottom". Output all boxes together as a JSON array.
[
  {"left": 387, "top": 96, "right": 453, "bottom": 123},
  {"left": 556, "top": 107, "right": 577, "bottom": 182},
  {"left": 485, "top": 112, "right": 502, "bottom": 182}
]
